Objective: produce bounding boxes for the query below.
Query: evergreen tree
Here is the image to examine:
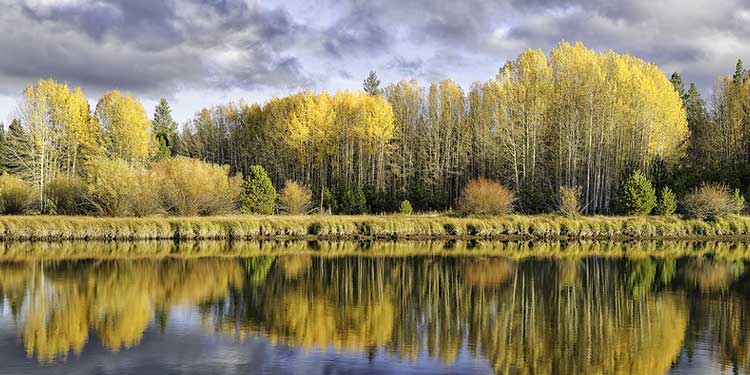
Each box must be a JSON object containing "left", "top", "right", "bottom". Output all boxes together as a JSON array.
[
  {"left": 239, "top": 165, "right": 276, "bottom": 214},
  {"left": 734, "top": 59, "right": 745, "bottom": 84},
  {"left": 152, "top": 98, "right": 178, "bottom": 158},
  {"left": 618, "top": 170, "right": 657, "bottom": 216},
  {"left": 2, "top": 119, "right": 29, "bottom": 176},
  {"left": 670, "top": 72, "right": 687, "bottom": 101},
  {"left": 656, "top": 187, "right": 677, "bottom": 216},
  {"left": 363, "top": 71, "right": 382, "bottom": 96}
]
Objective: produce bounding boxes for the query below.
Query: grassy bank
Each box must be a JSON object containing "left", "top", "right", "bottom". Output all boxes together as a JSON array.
[{"left": 5, "top": 214, "right": 750, "bottom": 241}]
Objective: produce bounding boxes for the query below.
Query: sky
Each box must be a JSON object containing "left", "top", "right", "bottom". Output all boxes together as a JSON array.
[{"left": 1, "top": 0, "right": 749, "bottom": 124}]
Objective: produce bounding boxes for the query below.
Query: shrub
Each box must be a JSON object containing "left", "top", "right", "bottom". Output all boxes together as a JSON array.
[
  {"left": 131, "top": 170, "right": 163, "bottom": 217},
  {"left": 152, "top": 157, "right": 241, "bottom": 216},
  {"left": 279, "top": 180, "right": 312, "bottom": 215},
  {"left": 85, "top": 158, "right": 137, "bottom": 216},
  {"left": 0, "top": 175, "right": 33, "bottom": 214},
  {"left": 618, "top": 170, "right": 656, "bottom": 215},
  {"left": 684, "top": 184, "right": 737, "bottom": 220},
  {"left": 732, "top": 189, "right": 745, "bottom": 214},
  {"left": 44, "top": 176, "right": 89, "bottom": 215},
  {"left": 656, "top": 186, "right": 677, "bottom": 216},
  {"left": 559, "top": 186, "right": 582, "bottom": 217},
  {"left": 339, "top": 188, "right": 367, "bottom": 214},
  {"left": 239, "top": 165, "right": 276, "bottom": 215},
  {"left": 399, "top": 200, "right": 413, "bottom": 215},
  {"left": 458, "top": 178, "right": 514, "bottom": 215}
]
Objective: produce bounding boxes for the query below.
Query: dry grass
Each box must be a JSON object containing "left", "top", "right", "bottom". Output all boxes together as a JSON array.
[{"left": 2, "top": 214, "right": 750, "bottom": 241}]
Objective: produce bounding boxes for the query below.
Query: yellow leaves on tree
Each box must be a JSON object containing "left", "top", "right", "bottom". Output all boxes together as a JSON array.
[{"left": 94, "top": 90, "right": 152, "bottom": 165}]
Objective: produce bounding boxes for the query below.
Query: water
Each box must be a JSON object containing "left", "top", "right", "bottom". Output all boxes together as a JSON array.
[{"left": 0, "top": 241, "right": 749, "bottom": 374}]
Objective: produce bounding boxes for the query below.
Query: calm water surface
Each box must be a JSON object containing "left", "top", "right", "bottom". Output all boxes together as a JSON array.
[{"left": 1, "top": 242, "right": 749, "bottom": 374}]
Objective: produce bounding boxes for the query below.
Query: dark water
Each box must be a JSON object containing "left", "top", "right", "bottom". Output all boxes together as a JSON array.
[{"left": 1, "top": 245, "right": 749, "bottom": 374}]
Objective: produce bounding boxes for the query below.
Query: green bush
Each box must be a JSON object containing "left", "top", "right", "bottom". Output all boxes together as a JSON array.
[
  {"left": 618, "top": 170, "right": 656, "bottom": 216},
  {"left": 339, "top": 188, "right": 367, "bottom": 214},
  {"left": 152, "top": 157, "right": 241, "bottom": 216},
  {"left": 732, "top": 189, "right": 745, "bottom": 214},
  {"left": 656, "top": 186, "right": 677, "bottom": 216},
  {"left": 399, "top": 200, "right": 413, "bottom": 215},
  {"left": 559, "top": 186, "right": 582, "bottom": 217},
  {"left": 279, "top": 180, "right": 312, "bottom": 215},
  {"left": 0, "top": 175, "right": 33, "bottom": 214},
  {"left": 459, "top": 178, "right": 514, "bottom": 215},
  {"left": 44, "top": 176, "right": 90, "bottom": 215},
  {"left": 240, "top": 165, "right": 276, "bottom": 215},
  {"left": 684, "top": 184, "right": 736, "bottom": 220}
]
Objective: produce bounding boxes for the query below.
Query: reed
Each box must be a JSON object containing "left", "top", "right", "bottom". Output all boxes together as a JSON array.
[{"left": 4, "top": 214, "right": 750, "bottom": 241}]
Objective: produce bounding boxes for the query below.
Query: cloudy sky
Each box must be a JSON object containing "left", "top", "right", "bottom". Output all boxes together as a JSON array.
[{"left": 1, "top": 0, "right": 749, "bottom": 123}]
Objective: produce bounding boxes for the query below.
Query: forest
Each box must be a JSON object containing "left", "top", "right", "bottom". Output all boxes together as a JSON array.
[{"left": 0, "top": 41, "right": 747, "bottom": 217}]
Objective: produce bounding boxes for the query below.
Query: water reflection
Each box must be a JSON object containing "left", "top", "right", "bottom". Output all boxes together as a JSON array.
[{"left": 0, "top": 242, "right": 749, "bottom": 374}]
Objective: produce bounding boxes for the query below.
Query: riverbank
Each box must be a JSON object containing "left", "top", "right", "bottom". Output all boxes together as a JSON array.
[{"left": 4, "top": 214, "right": 750, "bottom": 241}]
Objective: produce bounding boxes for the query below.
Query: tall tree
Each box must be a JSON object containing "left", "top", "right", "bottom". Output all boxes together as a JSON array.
[
  {"left": 363, "top": 71, "right": 382, "bottom": 96},
  {"left": 94, "top": 90, "right": 152, "bottom": 165},
  {"left": 670, "top": 72, "right": 687, "bottom": 102},
  {"left": 152, "top": 98, "right": 178, "bottom": 158},
  {"left": 9, "top": 80, "right": 95, "bottom": 210}
]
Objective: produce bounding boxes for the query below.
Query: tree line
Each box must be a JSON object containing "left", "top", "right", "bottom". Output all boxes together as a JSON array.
[{"left": 0, "top": 41, "right": 747, "bottom": 215}]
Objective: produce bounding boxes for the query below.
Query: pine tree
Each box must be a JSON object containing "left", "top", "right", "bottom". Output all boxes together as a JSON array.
[
  {"left": 670, "top": 72, "right": 687, "bottom": 101},
  {"left": 734, "top": 59, "right": 745, "bottom": 84},
  {"left": 618, "top": 170, "right": 657, "bottom": 215},
  {"left": 363, "top": 71, "right": 382, "bottom": 96},
  {"left": 656, "top": 186, "right": 677, "bottom": 216},
  {"left": 152, "top": 98, "right": 178, "bottom": 158},
  {"left": 239, "top": 165, "right": 276, "bottom": 214}
]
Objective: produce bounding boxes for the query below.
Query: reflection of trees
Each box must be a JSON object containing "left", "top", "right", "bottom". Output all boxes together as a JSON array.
[
  {"left": 4, "top": 252, "right": 750, "bottom": 372},
  {"left": 683, "top": 259, "right": 744, "bottom": 292},
  {"left": 470, "top": 259, "right": 686, "bottom": 374},
  {"left": 208, "top": 256, "right": 687, "bottom": 372},
  {"left": 679, "top": 258, "right": 750, "bottom": 371},
  {"left": 0, "top": 259, "right": 244, "bottom": 362}
]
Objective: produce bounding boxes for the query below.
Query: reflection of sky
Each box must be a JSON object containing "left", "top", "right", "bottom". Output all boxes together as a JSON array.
[
  {"left": 670, "top": 340, "right": 739, "bottom": 375},
  {"left": 0, "top": 303, "right": 493, "bottom": 375}
]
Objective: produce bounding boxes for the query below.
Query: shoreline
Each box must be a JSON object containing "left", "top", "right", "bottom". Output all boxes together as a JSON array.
[{"left": 3, "top": 214, "right": 750, "bottom": 241}]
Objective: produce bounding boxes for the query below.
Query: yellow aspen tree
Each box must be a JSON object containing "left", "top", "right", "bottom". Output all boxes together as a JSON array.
[{"left": 94, "top": 90, "right": 152, "bottom": 165}]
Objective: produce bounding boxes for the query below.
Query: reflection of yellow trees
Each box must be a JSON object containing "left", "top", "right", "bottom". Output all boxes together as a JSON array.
[
  {"left": 474, "top": 283, "right": 686, "bottom": 374},
  {"left": 0, "top": 259, "right": 244, "bottom": 362},
  {"left": 268, "top": 293, "right": 394, "bottom": 351},
  {"left": 278, "top": 255, "right": 312, "bottom": 280},
  {"left": 23, "top": 280, "right": 89, "bottom": 363},
  {"left": 463, "top": 258, "right": 515, "bottom": 287},
  {"left": 684, "top": 259, "right": 744, "bottom": 291},
  {"left": 209, "top": 257, "right": 693, "bottom": 371}
]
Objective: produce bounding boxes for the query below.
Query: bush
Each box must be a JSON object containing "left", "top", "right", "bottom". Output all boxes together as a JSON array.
[
  {"left": 279, "top": 180, "right": 312, "bottom": 215},
  {"left": 684, "top": 184, "right": 737, "bottom": 220},
  {"left": 656, "top": 186, "right": 677, "bottom": 216},
  {"left": 0, "top": 175, "right": 33, "bottom": 214},
  {"left": 458, "top": 178, "right": 514, "bottom": 215},
  {"left": 239, "top": 165, "right": 276, "bottom": 215},
  {"left": 559, "top": 186, "right": 582, "bottom": 217},
  {"left": 339, "top": 188, "right": 367, "bottom": 214},
  {"left": 732, "top": 189, "right": 745, "bottom": 214},
  {"left": 85, "top": 158, "right": 137, "bottom": 216},
  {"left": 399, "top": 200, "right": 413, "bottom": 215},
  {"left": 618, "top": 170, "right": 656, "bottom": 215},
  {"left": 44, "top": 176, "right": 89, "bottom": 215},
  {"left": 131, "top": 170, "right": 163, "bottom": 217},
  {"left": 151, "top": 157, "right": 241, "bottom": 216}
]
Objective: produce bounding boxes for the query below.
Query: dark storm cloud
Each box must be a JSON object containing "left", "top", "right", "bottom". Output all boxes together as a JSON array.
[
  {"left": 0, "top": 0, "right": 310, "bottom": 96},
  {"left": 0, "top": 0, "right": 749, "bottom": 120}
]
